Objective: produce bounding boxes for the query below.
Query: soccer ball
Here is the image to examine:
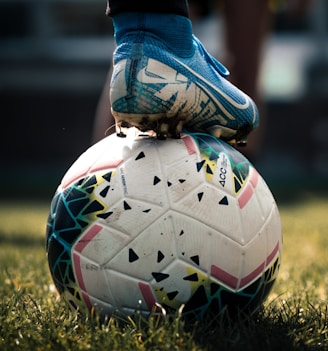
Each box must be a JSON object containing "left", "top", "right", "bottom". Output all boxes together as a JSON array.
[{"left": 46, "top": 130, "right": 282, "bottom": 319}]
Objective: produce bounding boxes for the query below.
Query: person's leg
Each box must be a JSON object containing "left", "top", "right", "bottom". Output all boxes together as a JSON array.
[{"left": 221, "top": 0, "right": 273, "bottom": 159}]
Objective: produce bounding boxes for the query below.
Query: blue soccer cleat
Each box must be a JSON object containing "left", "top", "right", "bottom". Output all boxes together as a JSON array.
[{"left": 110, "top": 13, "right": 259, "bottom": 144}]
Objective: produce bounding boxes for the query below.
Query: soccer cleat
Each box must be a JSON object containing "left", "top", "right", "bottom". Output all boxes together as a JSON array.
[{"left": 110, "top": 13, "right": 259, "bottom": 143}]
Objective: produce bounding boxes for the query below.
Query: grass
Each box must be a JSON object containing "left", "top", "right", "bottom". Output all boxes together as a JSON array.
[{"left": 0, "top": 192, "right": 328, "bottom": 350}]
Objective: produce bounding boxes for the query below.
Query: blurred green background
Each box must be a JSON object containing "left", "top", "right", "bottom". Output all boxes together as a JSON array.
[{"left": 1, "top": 0, "right": 327, "bottom": 201}]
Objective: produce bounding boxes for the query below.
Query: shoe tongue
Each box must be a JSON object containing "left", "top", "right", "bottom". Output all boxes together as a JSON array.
[{"left": 113, "top": 13, "right": 194, "bottom": 57}]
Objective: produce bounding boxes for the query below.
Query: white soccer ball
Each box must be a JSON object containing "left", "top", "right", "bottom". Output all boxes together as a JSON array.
[{"left": 46, "top": 131, "right": 282, "bottom": 319}]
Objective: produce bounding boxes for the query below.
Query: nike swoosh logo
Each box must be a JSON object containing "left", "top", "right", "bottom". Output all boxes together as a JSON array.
[
  {"left": 137, "top": 59, "right": 188, "bottom": 84},
  {"left": 171, "top": 57, "right": 253, "bottom": 116}
]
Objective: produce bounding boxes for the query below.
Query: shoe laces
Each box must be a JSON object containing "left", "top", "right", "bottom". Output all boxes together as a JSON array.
[{"left": 193, "top": 35, "right": 230, "bottom": 78}]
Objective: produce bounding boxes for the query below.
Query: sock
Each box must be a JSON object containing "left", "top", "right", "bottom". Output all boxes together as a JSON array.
[{"left": 112, "top": 13, "right": 193, "bottom": 57}]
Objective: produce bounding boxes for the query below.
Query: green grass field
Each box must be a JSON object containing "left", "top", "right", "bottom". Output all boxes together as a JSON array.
[{"left": 1, "top": 192, "right": 327, "bottom": 350}]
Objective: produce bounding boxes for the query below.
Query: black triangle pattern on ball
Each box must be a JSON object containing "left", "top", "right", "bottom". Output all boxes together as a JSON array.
[
  {"left": 153, "top": 176, "right": 161, "bottom": 185},
  {"left": 197, "top": 192, "right": 204, "bottom": 202},
  {"left": 152, "top": 272, "right": 170, "bottom": 282},
  {"left": 128, "top": 248, "right": 139, "bottom": 262},
  {"left": 135, "top": 151, "right": 145, "bottom": 160},
  {"left": 219, "top": 196, "right": 229, "bottom": 205},
  {"left": 123, "top": 201, "right": 131, "bottom": 210},
  {"left": 157, "top": 250, "right": 165, "bottom": 263}
]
